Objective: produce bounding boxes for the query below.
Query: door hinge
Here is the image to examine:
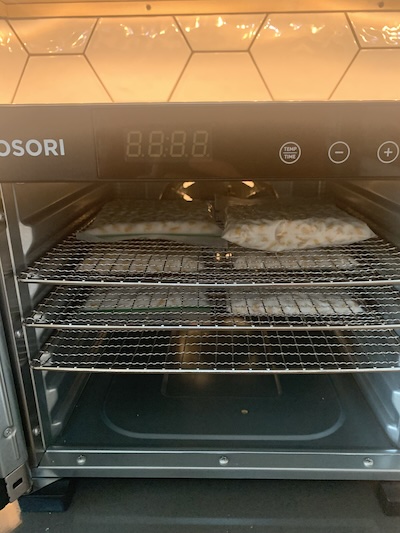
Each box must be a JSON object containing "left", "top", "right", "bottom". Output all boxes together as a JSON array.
[{"left": 5, "top": 463, "right": 31, "bottom": 502}]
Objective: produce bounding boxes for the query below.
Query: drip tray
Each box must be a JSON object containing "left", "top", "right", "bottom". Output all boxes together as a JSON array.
[{"left": 102, "top": 374, "right": 344, "bottom": 442}]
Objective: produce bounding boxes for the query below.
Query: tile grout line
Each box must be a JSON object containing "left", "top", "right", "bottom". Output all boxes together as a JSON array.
[
  {"left": 10, "top": 55, "right": 30, "bottom": 104},
  {"left": 344, "top": 11, "right": 362, "bottom": 50},
  {"left": 167, "top": 50, "right": 193, "bottom": 103},
  {"left": 247, "top": 12, "right": 268, "bottom": 51},
  {"left": 84, "top": 54, "right": 115, "bottom": 103},
  {"left": 248, "top": 12, "right": 274, "bottom": 101},
  {"left": 327, "top": 48, "right": 361, "bottom": 101},
  {"left": 248, "top": 48, "right": 275, "bottom": 102},
  {"left": 173, "top": 15, "right": 193, "bottom": 52},
  {"left": 83, "top": 17, "right": 100, "bottom": 55},
  {"left": 5, "top": 18, "right": 30, "bottom": 104},
  {"left": 327, "top": 13, "right": 362, "bottom": 100},
  {"left": 7, "top": 19, "right": 30, "bottom": 54}
]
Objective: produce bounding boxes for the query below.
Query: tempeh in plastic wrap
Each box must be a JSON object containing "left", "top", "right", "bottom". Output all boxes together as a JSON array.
[
  {"left": 222, "top": 200, "right": 376, "bottom": 252},
  {"left": 77, "top": 199, "right": 222, "bottom": 246}
]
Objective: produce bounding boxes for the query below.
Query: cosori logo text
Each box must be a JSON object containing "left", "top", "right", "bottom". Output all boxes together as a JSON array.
[{"left": 0, "top": 139, "right": 65, "bottom": 157}]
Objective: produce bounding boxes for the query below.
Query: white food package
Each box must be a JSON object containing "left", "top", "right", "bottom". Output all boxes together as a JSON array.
[
  {"left": 76, "top": 199, "right": 222, "bottom": 245},
  {"left": 227, "top": 289, "right": 364, "bottom": 316},
  {"left": 222, "top": 201, "right": 376, "bottom": 252}
]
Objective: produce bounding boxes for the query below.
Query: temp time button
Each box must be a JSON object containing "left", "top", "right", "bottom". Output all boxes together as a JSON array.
[
  {"left": 377, "top": 141, "right": 399, "bottom": 164},
  {"left": 328, "top": 141, "right": 350, "bottom": 164},
  {"left": 279, "top": 142, "right": 301, "bottom": 164}
]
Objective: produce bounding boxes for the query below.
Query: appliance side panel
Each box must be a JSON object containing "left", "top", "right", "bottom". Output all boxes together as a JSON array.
[{"left": 0, "top": 309, "right": 31, "bottom": 503}]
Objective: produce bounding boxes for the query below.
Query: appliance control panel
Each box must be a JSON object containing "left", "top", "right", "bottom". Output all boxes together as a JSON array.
[{"left": 0, "top": 102, "right": 399, "bottom": 181}]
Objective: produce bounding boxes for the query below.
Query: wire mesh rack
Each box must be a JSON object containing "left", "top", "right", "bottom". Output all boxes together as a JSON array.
[
  {"left": 31, "top": 329, "right": 400, "bottom": 373},
  {"left": 24, "top": 285, "right": 400, "bottom": 330},
  {"left": 19, "top": 236, "right": 400, "bottom": 287}
]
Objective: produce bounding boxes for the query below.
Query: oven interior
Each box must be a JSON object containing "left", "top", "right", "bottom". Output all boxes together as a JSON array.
[{"left": 1, "top": 176, "right": 399, "bottom": 471}]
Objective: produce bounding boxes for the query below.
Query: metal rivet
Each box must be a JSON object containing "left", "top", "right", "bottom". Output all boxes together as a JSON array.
[
  {"left": 241, "top": 409, "right": 249, "bottom": 415},
  {"left": 77, "top": 455, "right": 87, "bottom": 465},
  {"left": 3, "top": 427, "right": 13, "bottom": 438},
  {"left": 32, "top": 426, "right": 41, "bottom": 437},
  {"left": 219, "top": 456, "right": 229, "bottom": 466},
  {"left": 14, "top": 330, "right": 23, "bottom": 339},
  {"left": 363, "top": 457, "right": 374, "bottom": 468}
]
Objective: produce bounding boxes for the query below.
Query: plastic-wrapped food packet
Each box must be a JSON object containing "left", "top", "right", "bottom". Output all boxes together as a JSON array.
[
  {"left": 227, "top": 289, "right": 364, "bottom": 316},
  {"left": 232, "top": 249, "right": 359, "bottom": 271},
  {"left": 222, "top": 199, "right": 376, "bottom": 252},
  {"left": 84, "top": 287, "right": 210, "bottom": 311},
  {"left": 76, "top": 199, "right": 222, "bottom": 246},
  {"left": 78, "top": 250, "right": 202, "bottom": 274}
]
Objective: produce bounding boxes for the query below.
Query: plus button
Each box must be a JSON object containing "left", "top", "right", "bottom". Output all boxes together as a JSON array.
[{"left": 377, "top": 141, "right": 399, "bottom": 164}]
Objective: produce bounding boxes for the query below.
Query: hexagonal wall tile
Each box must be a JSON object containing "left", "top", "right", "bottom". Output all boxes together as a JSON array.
[
  {"left": 349, "top": 12, "right": 400, "bottom": 47},
  {"left": 176, "top": 14, "right": 265, "bottom": 51},
  {"left": 14, "top": 56, "right": 111, "bottom": 103},
  {"left": 10, "top": 18, "right": 97, "bottom": 54},
  {"left": 251, "top": 13, "right": 358, "bottom": 101},
  {"left": 86, "top": 17, "right": 190, "bottom": 102},
  {"left": 332, "top": 49, "right": 400, "bottom": 100},
  {"left": 170, "top": 52, "right": 271, "bottom": 102},
  {"left": 0, "top": 20, "right": 27, "bottom": 103}
]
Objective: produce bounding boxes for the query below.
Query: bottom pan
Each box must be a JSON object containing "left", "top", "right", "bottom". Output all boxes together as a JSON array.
[
  {"left": 54, "top": 373, "right": 396, "bottom": 450},
  {"left": 102, "top": 374, "right": 343, "bottom": 441}
]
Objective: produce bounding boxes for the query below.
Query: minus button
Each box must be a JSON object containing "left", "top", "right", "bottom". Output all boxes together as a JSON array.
[{"left": 328, "top": 142, "right": 350, "bottom": 164}]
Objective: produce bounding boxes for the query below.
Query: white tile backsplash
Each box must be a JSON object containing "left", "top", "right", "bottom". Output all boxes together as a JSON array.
[
  {"left": 251, "top": 13, "right": 358, "bottom": 100},
  {"left": 10, "top": 18, "right": 97, "bottom": 54},
  {"left": 0, "top": 20, "right": 27, "bottom": 103},
  {"left": 332, "top": 49, "right": 400, "bottom": 100},
  {"left": 170, "top": 52, "right": 271, "bottom": 102},
  {"left": 86, "top": 17, "right": 190, "bottom": 102},
  {"left": 349, "top": 12, "right": 400, "bottom": 47},
  {"left": 176, "top": 14, "right": 265, "bottom": 51},
  {"left": 13, "top": 55, "right": 111, "bottom": 103},
  {"left": 3, "top": 11, "right": 400, "bottom": 103}
]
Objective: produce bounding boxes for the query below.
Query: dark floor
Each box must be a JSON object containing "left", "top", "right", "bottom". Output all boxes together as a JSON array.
[{"left": 7, "top": 478, "right": 400, "bottom": 533}]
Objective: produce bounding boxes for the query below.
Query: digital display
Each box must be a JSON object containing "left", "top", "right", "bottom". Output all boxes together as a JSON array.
[
  {"left": 125, "top": 128, "right": 211, "bottom": 160},
  {"left": 92, "top": 103, "right": 400, "bottom": 181}
]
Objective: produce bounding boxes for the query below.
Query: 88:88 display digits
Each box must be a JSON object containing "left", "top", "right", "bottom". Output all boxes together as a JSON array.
[{"left": 125, "top": 129, "right": 211, "bottom": 160}]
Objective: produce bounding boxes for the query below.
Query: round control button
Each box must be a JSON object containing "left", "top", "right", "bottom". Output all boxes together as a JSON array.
[
  {"left": 328, "top": 141, "right": 350, "bottom": 164},
  {"left": 377, "top": 141, "right": 399, "bottom": 164},
  {"left": 279, "top": 142, "right": 301, "bottom": 165}
]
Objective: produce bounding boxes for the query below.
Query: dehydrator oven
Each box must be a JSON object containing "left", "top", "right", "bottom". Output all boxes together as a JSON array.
[
  {"left": 0, "top": 0, "right": 400, "bottom": 503},
  {"left": 1, "top": 1, "right": 400, "bottom": 514}
]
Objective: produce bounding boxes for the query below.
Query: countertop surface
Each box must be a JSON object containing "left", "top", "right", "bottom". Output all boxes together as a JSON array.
[{"left": 2, "top": 478, "right": 400, "bottom": 533}]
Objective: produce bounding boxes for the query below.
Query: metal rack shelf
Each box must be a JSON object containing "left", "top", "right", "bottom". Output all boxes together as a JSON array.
[
  {"left": 31, "top": 329, "right": 400, "bottom": 373},
  {"left": 19, "top": 236, "right": 400, "bottom": 287},
  {"left": 24, "top": 285, "right": 400, "bottom": 331}
]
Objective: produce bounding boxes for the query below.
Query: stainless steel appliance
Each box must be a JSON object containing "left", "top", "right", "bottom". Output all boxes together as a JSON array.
[{"left": 0, "top": 100, "right": 400, "bottom": 511}]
